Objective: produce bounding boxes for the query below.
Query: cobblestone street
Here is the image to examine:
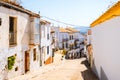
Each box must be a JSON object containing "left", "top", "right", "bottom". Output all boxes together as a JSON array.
[{"left": 10, "top": 51, "right": 98, "bottom": 80}]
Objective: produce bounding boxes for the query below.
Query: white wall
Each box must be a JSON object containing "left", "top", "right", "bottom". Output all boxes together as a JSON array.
[
  {"left": 41, "top": 23, "right": 52, "bottom": 62},
  {"left": 92, "top": 16, "right": 120, "bottom": 80},
  {"left": 53, "top": 27, "right": 60, "bottom": 48},
  {"left": 0, "top": 6, "right": 31, "bottom": 79},
  {"left": 29, "top": 46, "right": 40, "bottom": 71},
  {"left": 59, "top": 32, "right": 69, "bottom": 49},
  {"left": 0, "top": 6, "right": 40, "bottom": 79}
]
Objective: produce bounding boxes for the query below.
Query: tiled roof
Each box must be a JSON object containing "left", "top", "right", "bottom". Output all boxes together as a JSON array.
[
  {"left": 0, "top": 0, "right": 40, "bottom": 17},
  {"left": 40, "top": 19, "right": 51, "bottom": 24},
  {"left": 66, "top": 27, "right": 79, "bottom": 33},
  {"left": 91, "top": 1, "right": 120, "bottom": 27},
  {"left": 59, "top": 28, "right": 72, "bottom": 33}
]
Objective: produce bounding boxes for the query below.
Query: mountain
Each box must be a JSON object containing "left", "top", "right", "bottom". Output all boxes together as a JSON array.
[{"left": 74, "top": 26, "right": 90, "bottom": 34}]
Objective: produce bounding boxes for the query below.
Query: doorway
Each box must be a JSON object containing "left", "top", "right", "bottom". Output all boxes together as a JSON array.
[{"left": 25, "top": 51, "right": 30, "bottom": 73}]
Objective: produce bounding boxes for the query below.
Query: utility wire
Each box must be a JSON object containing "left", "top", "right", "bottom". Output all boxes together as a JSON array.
[{"left": 41, "top": 16, "right": 82, "bottom": 27}]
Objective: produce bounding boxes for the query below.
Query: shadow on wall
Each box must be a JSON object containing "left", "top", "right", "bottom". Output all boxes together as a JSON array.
[
  {"left": 81, "top": 60, "right": 99, "bottom": 80},
  {"left": 91, "top": 58, "right": 99, "bottom": 78},
  {"left": 100, "top": 67, "right": 108, "bottom": 80}
]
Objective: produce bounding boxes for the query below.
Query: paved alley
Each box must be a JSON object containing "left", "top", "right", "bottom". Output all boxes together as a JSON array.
[{"left": 10, "top": 55, "right": 98, "bottom": 80}]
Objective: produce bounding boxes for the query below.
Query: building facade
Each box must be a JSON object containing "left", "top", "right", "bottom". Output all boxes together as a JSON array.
[
  {"left": 90, "top": 1, "right": 120, "bottom": 80},
  {"left": 59, "top": 27, "right": 70, "bottom": 50},
  {"left": 59, "top": 27, "right": 84, "bottom": 50},
  {"left": 51, "top": 26, "right": 60, "bottom": 50},
  {"left": 0, "top": 1, "right": 40, "bottom": 79},
  {"left": 40, "top": 20, "right": 52, "bottom": 65}
]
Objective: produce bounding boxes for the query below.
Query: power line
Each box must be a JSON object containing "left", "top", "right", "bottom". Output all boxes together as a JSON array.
[{"left": 41, "top": 16, "right": 81, "bottom": 27}]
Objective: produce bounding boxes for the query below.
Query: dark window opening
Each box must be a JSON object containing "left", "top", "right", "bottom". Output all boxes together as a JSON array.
[
  {"left": 47, "top": 34, "right": 49, "bottom": 40},
  {"left": 15, "top": 66, "right": 18, "bottom": 71},
  {"left": 66, "top": 43, "right": 68, "bottom": 48},
  {"left": 62, "top": 43, "right": 64, "bottom": 49},
  {"left": 9, "top": 17, "right": 17, "bottom": 46},
  {"left": 47, "top": 46, "right": 49, "bottom": 54},
  {"left": 33, "top": 48, "right": 37, "bottom": 61}
]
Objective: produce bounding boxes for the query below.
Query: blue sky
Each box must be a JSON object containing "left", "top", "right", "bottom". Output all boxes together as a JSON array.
[{"left": 21, "top": 0, "right": 118, "bottom": 27}]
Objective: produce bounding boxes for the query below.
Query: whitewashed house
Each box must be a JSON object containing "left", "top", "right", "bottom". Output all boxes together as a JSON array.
[
  {"left": 40, "top": 20, "right": 52, "bottom": 65},
  {"left": 59, "top": 27, "right": 70, "bottom": 50},
  {"left": 90, "top": 1, "right": 120, "bottom": 80},
  {"left": 86, "top": 29, "right": 92, "bottom": 45},
  {"left": 59, "top": 27, "right": 83, "bottom": 50},
  {"left": 51, "top": 26, "right": 60, "bottom": 50},
  {"left": 66, "top": 27, "right": 82, "bottom": 49},
  {"left": 0, "top": 0, "right": 40, "bottom": 79}
]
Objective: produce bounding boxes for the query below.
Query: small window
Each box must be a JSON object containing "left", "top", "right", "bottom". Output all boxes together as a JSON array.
[
  {"left": 72, "top": 35, "right": 73, "bottom": 39},
  {"left": 62, "top": 43, "right": 64, "bottom": 49},
  {"left": 47, "top": 34, "right": 49, "bottom": 40},
  {"left": 47, "top": 46, "right": 49, "bottom": 54},
  {"left": 66, "top": 42, "right": 68, "bottom": 48},
  {"left": 33, "top": 48, "right": 37, "bottom": 61},
  {"left": 15, "top": 66, "right": 18, "bottom": 71}
]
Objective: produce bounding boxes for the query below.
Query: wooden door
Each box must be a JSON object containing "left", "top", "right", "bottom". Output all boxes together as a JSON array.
[{"left": 25, "top": 51, "right": 30, "bottom": 73}]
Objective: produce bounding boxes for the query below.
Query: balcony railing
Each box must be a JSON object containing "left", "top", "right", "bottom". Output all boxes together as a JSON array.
[{"left": 9, "top": 32, "right": 17, "bottom": 46}]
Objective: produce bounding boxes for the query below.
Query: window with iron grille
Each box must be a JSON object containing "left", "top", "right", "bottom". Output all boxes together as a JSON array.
[
  {"left": 9, "top": 17, "right": 17, "bottom": 46},
  {"left": 47, "top": 46, "right": 49, "bottom": 54}
]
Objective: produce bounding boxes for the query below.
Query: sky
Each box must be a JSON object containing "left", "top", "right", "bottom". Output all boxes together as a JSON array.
[{"left": 21, "top": 0, "right": 118, "bottom": 27}]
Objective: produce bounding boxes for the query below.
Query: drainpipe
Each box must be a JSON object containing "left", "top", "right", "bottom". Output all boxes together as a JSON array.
[{"left": 38, "top": 11, "right": 42, "bottom": 66}]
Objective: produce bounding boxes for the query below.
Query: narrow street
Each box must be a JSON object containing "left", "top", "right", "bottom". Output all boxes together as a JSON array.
[
  {"left": 30, "top": 59, "right": 98, "bottom": 80},
  {"left": 10, "top": 51, "right": 98, "bottom": 80}
]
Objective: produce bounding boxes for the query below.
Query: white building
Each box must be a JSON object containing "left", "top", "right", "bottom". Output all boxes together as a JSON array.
[
  {"left": 66, "top": 27, "right": 84, "bottom": 49},
  {"left": 0, "top": 1, "right": 40, "bottom": 79},
  {"left": 51, "top": 26, "right": 60, "bottom": 50},
  {"left": 40, "top": 20, "right": 52, "bottom": 65},
  {"left": 90, "top": 1, "right": 120, "bottom": 80},
  {"left": 59, "top": 27, "right": 70, "bottom": 50},
  {"left": 59, "top": 27, "right": 84, "bottom": 50}
]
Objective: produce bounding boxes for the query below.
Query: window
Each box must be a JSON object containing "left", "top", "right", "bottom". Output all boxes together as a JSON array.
[
  {"left": 66, "top": 42, "right": 68, "bottom": 48},
  {"left": 62, "top": 43, "right": 64, "bottom": 49},
  {"left": 69, "top": 35, "right": 72, "bottom": 40},
  {"left": 9, "top": 17, "right": 17, "bottom": 46},
  {"left": 33, "top": 48, "right": 37, "bottom": 61},
  {"left": 69, "top": 36, "right": 71, "bottom": 40},
  {"left": 47, "top": 26, "right": 49, "bottom": 40},
  {"left": 72, "top": 35, "right": 73, "bottom": 39},
  {"left": 47, "top": 46, "right": 49, "bottom": 54},
  {"left": 47, "top": 34, "right": 49, "bottom": 40}
]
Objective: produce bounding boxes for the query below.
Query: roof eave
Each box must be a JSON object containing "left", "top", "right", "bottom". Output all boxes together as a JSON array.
[{"left": 0, "top": 1, "right": 40, "bottom": 18}]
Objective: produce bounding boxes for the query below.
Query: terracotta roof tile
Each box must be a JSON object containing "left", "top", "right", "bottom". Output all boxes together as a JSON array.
[{"left": 66, "top": 27, "right": 79, "bottom": 33}]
